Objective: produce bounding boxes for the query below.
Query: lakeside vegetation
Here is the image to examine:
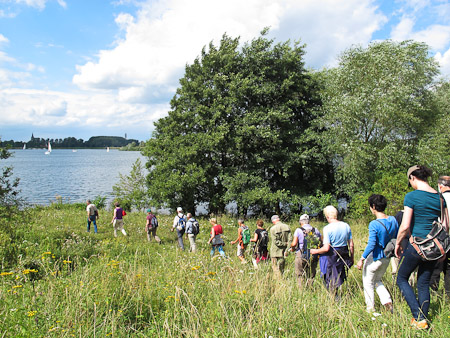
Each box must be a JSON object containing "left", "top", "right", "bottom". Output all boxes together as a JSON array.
[
  {"left": 0, "top": 136, "right": 140, "bottom": 149},
  {"left": 1, "top": 204, "right": 449, "bottom": 337}
]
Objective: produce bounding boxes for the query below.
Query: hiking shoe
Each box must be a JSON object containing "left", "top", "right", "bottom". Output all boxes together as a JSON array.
[{"left": 410, "top": 318, "right": 429, "bottom": 330}]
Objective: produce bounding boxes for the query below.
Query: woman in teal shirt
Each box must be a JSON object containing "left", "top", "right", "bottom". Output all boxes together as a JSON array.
[{"left": 395, "top": 165, "right": 444, "bottom": 330}]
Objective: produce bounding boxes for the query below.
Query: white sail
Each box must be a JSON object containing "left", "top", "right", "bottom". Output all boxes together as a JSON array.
[
  {"left": 23, "top": 144, "right": 26, "bottom": 150},
  {"left": 107, "top": 147, "right": 110, "bottom": 152},
  {"left": 45, "top": 141, "right": 52, "bottom": 155}
]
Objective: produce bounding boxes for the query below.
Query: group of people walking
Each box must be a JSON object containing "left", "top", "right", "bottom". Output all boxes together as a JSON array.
[{"left": 85, "top": 165, "right": 449, "bottom": 330}]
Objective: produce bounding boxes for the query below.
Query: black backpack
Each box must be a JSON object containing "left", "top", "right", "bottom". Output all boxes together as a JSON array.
[
  {"left": 258, "top": 230, "right": 269, "bottom": 249},
  {"left": 191, "top": 220, "right": 200, "bottom": 235}
]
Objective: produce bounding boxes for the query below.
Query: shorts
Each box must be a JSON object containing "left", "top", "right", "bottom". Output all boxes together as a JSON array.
[
  {"left": 237, "top": 244, "right": 247, "bottom": 257},
  {"left": 113, "top": 219, "right": 124, "bottom": 231}
]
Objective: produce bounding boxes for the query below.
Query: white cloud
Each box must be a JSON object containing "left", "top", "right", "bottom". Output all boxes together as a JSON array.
[
  {"left": 0, "top": 88, "right": 167, "bottom": 132},
  {"left": 392, "top": 16, "right": 450, "bottom": 50},
  {"left": 435, "top": 48, "right": 450, "bottom": 79},
  {"left": 0, "top": 34, "right": 9, "bottom": 44},
  {"left": 73, "top": 0, "right": 386, "bottom": 96},
  {"left": 14, "top": 0, "right": 66, "bottom": 10}
]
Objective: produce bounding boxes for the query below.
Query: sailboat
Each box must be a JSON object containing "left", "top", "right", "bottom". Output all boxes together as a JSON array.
[
  {"left": 23, "top": 144, "right": 26, "bottom": 150},
  {"left": 45, "top": 142, "right": 52, "bottom": 155},
  {"left": 106, "top": 147, "right": 110, "bottom": 152}
]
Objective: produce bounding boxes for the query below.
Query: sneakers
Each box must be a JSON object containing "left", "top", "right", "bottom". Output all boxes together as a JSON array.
[{"left": 410, "top": 318, "right": 429, "bottom": 330}]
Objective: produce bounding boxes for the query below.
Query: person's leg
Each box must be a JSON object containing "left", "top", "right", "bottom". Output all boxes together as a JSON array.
[
  {"left": 310, "top": 254, "right": 318, "bottom": 280},
  {"left": 430, "top": 260, "right": 443, "bottom": 292},
  {"left": 278, "top": 256, "right": 285, "bottom": 276},
  {"left": 113, "top": 219, "right": 118, "bottom": 237},
  {"left": 188, "top": 234, "right": 196, "bottom": 252},
  {"left": 272, "top": 257, "right": 281, "bottom": 278},
  {"left": 121, "top": 228, "right": 127, "bottom": 236},
  {"left": 294, "top": 251, "right": 305, "bottom": 287},
  {"left": 444, "top": 254, "right": 450, "bottom": 298},
  {"left": 416, "top": 259, "right": 436, "bottom": 321},
  {"left": 373, "top": 258, "right": 392, "bottom": 308},
  {"left": 362, "top": 254, "right": 378, "bottom": 312},
  {"left": 87, "top": 217, "right": 91, "bottom": 232},
  {"left": 147, "top": 230, "right": 151, "bottom": 241},
  {"left": 93, "top": 218, "right": 98, "bottom": 233},
  {"left": 177, "top": 229, "right": 185, "bottom": 250},
  {"left": 396, "top": 243, "right": 422, "bottom": 320},
  {"left": 210, "top": 246, "right": 216, "bottom": 257},
  {"left": 153, "top": 228, "right": 161, "bottom": 243},
  {"left": 217, "top": 245, "right": 226, "bottom": 257}
]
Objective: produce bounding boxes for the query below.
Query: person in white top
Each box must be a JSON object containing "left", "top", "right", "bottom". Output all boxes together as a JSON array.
[
  {"left": 171, "top": 207, "right": 185, "bottom": 250},
  {"left": 430, "top": 176, "right": 450, "bottom": 297},
  {"left": 86, "top": 200, "right": 98, "bottom": 233}
]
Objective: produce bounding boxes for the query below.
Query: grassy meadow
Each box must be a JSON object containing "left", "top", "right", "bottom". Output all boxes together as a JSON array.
[{"left": 1, "top": 204, "right": 449, "bottom": 337}]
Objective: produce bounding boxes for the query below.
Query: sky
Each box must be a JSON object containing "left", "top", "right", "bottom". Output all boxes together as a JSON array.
[{"left": 0, "top": 0, "right": 449, "bottom": 142}]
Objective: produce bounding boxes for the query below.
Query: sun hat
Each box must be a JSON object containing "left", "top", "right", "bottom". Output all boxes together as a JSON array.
[
  {"left": 176, "top": 207, "right": 183, "bottom": 212},
  {"left": 407, "top": 165, "right": 420, "bottom": 187},
  {"left": 299, "top": 214, "right": 310, "bottom": 222}
]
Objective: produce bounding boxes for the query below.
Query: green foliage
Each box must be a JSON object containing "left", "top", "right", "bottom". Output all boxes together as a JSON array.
[
  {"left": 297, "top": 190, "right": 338, "bottom": 217},
  {"left": 313, "top": 40, "right": 439, "bottom": 196},
  {"left": 144, "top": 30, "right": 332, "bottom": 215},
  {"left": 348, "top": 171, "right": 412, "bottom": 219},
  {"left": 112, "top": 159, "right": 149, "bottom": 211}
]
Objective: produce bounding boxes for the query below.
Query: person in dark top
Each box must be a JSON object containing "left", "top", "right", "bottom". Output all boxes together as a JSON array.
[{"left": 250, "top": 219, "right": 269, "bottom": 264}]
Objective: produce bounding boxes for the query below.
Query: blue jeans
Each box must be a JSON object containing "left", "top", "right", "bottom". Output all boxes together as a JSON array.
[
  {"left": 177, "top": 229, "right": 185, "bottom": 250},
  {"left": 87, "top": 215, "right": 97, "bottom": 233},
  {"left": 396, "top": 242, "right": 436, "bottom": 320},
  {"left": 210, "top": 245, "right": 226, "bottom": 258}
]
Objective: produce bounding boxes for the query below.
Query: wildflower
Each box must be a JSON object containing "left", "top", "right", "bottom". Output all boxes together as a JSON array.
[
  {"left": 42, "top": 251, "right": 51, "bottom": 255},
  {"left": 27, "top": 311, "right": 37, "bottom": 317},
  {"left": 13, "top": 285, "right": 23, "bottom": 289},
  {"left": 0, "top": 272, "right": 13, "bottom": 276},
  {"left": 206, "top": 272, "right": 216, "bottom": 276},
  {"left": 63, "top": 260, "right": 72, "bottom": 264},
  {"left": 23, "top": 269, "right": 38, "bottom": 274},
  {"left": 191, "top": 266, "right": 201, "bottom": 270}
]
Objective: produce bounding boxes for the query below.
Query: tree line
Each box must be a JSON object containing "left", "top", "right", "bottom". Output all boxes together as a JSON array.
[
  {"left": 141, "top": 30, "right": 450, "bottom": 217},
  {"left": 0, "top": 135, "right": 139, "bottom": 149}
]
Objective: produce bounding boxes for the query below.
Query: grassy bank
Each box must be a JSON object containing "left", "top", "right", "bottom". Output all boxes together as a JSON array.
[{"left": 1, "top": 206, "right": 449, "bottom": 337}]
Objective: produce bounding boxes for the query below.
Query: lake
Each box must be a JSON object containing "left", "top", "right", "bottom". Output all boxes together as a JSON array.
[{"left": 3, "top": 149, "right": 145, "bottom": 206}]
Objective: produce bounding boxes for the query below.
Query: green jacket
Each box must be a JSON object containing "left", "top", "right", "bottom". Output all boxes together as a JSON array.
[{"left": 269, "top": 221, "right": 292, "bottom": 258}]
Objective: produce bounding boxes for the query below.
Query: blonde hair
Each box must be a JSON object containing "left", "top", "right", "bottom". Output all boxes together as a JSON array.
[
  {"left": 209, "top": 218, "right": 217, "bottom": 225},
  {"left": 323, "top": 205, "right": 338, "bottom": 220}
]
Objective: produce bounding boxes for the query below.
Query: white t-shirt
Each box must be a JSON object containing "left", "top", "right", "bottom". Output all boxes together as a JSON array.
[{"left": 86, "top": 204, "right": 97, "bottom": 216}]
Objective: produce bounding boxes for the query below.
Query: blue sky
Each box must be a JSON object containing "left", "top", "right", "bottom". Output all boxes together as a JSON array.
[{"left": 0, "top": 0, "right": 449, "bottom": 142}]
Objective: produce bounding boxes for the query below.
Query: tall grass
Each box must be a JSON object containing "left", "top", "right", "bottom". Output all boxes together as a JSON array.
[{"left": 0, "top": 207, "right": 449, "bottom": 337}]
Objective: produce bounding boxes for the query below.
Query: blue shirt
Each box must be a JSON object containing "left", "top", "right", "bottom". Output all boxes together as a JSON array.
[
  {"left": 323, "top": 221, "right": 352, "bottom": 248},
  {"left": 404, "top": 190, "right": 442, "bottom": 238},
  {"left": 362, "top": 216, "right": 398, "bottom": 261}
]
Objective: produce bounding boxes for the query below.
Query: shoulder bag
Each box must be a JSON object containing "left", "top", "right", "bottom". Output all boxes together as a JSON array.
[{"left": 409, "top": 195, "right": 450, "bottom": 261}]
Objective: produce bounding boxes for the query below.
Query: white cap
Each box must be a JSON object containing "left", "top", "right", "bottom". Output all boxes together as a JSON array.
[
  {"left": 299, "top": 214, "right": 310, "bottom": 222},
  {"left": 176, "top": 207, "right": 183, "bottom": 212}
]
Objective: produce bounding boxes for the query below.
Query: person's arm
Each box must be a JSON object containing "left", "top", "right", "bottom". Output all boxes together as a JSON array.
[
  {"left": 357, "top": 223, "right": 376, "bottom": 269},
  {"left": 310, "top": 243, "right": 330, "bottom": 255},
  {"left": 250, "top": 232, "right": 258, "bottom": 243},
  {"left": 231, "top": 228, "right": 241, "bottom": 245},
  {"left": 348, "top": 238, "right": 354, "bottom": 264},
  {"left": 87, "top": 206, "right": 90, "bottom": 218},
  {"left": 290, "top": 230, "right": 299, "bottom": 251},
  {"left": 395, "top": 206, "right": 413, "bottom": 258},
  {"left": 111, "top": 209, "right": 117, "bottom": 223},
  {"left": 208, "top": 228, "right": 216, "bottom": 244}
]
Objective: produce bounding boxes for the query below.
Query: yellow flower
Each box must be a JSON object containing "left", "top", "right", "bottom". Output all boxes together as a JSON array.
[
  {"left": 206, "top": 271, "right": 216, "bottom": 276},
  {"left": 27, "top": 311, "right": 37, "bottom": 317},
  {"left": 0, "top": 272, "right": 13, "bottom": 276},
  {"left": 13, "top": 285, "right": 23, "bottom": 289},
  {"left": 42, "top": 251, "right": 51, "bottom": 255},
  {"left": 191, "top": 266, "right": 201, "bottom": 270},
  {"left": 63, "top": 260, "right": 72, "bottom": 264}
]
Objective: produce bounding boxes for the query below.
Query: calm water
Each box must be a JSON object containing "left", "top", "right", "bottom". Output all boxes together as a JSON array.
[{"left": 4, "top": 149, "right": 145, "bottom": 206}]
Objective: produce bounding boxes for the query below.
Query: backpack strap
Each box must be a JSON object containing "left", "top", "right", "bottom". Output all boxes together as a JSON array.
[{"left": 375, "top": 219, "right": 392, "bottom": 247}]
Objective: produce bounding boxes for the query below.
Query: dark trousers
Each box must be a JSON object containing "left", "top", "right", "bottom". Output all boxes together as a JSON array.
[
  {"left": 87, "top": 215, "right": 97, "bottom": 233},
  {"left": 396, "top": 242, "right": 436, "bottom": 321},
  {"left": 430, "top": 253, "right": 450, "bottom": 297}
]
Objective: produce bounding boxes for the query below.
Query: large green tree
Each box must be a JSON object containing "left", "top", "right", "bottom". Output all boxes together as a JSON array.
[
  {"left": 143, "top": 31, "right": 330, "bottom": 215},
  {"left": 312, "top": 40, "right": 439, "bottom": 196}
]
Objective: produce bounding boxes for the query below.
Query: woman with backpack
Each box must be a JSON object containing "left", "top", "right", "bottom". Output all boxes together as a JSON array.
[
  {"left": 231, "top": 219, "right": 250, "bottom": 264},
  {"left": 207, "top": 218, "right": 226, "bottom": 258},
  {"left": 356, "top": 194, "right": 398, "bottom": 314},
  {"left": 395, "top": 165, "right": 446, "bottom": 330},
  {"left": 290, "top": 214, "right": 322, "bottom": 287},
  {"left": 250, "top": 219, "right": 269, "bottom": 264},
  {"left": 145, "top": 209, "right": 161, "bottom": 243},
  {"left": 111, "top": 202, "right": 127, "bottom": 237}
]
